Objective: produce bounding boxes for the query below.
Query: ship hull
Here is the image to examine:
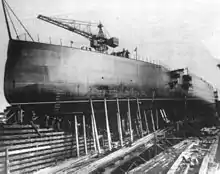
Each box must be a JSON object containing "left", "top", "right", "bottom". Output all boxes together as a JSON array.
[
  {"left": 4, "top": 39, "right": 176, "bottom": 103},
  {"left": 3, "top": 39, "right": 216, "bottom": 118}
]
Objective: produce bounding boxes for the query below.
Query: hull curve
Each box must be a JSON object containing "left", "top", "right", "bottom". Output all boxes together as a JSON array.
[
  {"left": 3, "top": 39, "right": 217, "bottom": 118},
  {"left": 4, "top": 39, "right": 175, "bottom": 103}
]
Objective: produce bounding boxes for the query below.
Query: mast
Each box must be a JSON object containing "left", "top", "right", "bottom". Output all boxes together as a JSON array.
[{"left": 2, "top": 0, "right": 12, "bottom": 39}]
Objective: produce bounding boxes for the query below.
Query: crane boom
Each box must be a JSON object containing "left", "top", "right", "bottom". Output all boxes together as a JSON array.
[
  {"left": 38, "top": 14, "right": 93, "bottom": 39},
  {"left": 37, "top": 14, "right": 119, "bottom": 52}
]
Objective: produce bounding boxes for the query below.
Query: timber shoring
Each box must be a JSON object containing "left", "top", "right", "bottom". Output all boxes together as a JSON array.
[
  {"left": 74, "top": 128, "right": 171, "bottom": 174},
  {"left": 0, "top": 124, "right": 95, "bottom": 174}
]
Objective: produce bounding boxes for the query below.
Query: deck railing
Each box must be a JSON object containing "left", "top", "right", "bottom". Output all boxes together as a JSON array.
[{"left": 14, "top": 34, "right": 172, "bottom": 70}]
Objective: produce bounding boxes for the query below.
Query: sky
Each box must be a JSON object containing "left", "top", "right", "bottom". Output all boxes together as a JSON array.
[{"left": 1, "top": 0, "right": 220, "bottom": 111}]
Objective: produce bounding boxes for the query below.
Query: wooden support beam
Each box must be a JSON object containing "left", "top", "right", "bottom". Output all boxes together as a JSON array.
[
  {"left": 151, "top": 90, "right": 156, "bottom": 132},
  {"left": 184, "top": 95, "right": 187, "bottom": 120},
  {"left": 129, "top": 139, "right": 192, "bottom": 173},
  {"left": 127, "top": 99, "right": 133, "bottom": 143},
  {"left": 162, "top": 109, "right": 169, "bottom": 123},
  {"left": 117, "top": 112, "right": 123, "bottom": 147},
  {"left": 18, "top": 106, "right": 23, "bottom": 124},
  {"left": 30, "top": 121, "right": 41, "bottom": 137},
  {"left": 83, "top": 115, "right": 88, "bottom": 155},
  {"left": 52, "top": 117, "right": 56, "bottom": 129},
  {"left": 76, "top": 129, "right": 170, "bottom": 174},
  {"left": 32, "top": 154, "right": 97, "bottom": 174},
  {"left": 137, "top": 98, "right": 143, "bottom": 137},
  {"left": 164, "top": 110, "right": 168, "bottom": 121},
  {"left": 177, "top": 121, "right": 180, "bottom": 132},
  {"left": 116, "top": 98, "right": 123, "bottom": 147},
  {"left": 104, "top": 98, "right": 112, "bottom": 151},
  {"left": 5, "top": 148, "right": 9, "bottom": 174},
  {"left": 144, "top": 110, "right": 149, "bottom": 134},
  {"left": 135, "top": 113, "right": 140, "bottom": 137},
  {"left": 122, "top": 118, "right": 126, "bottom": 134},
  {"left": 156, "top": 109, "right": 159, "bottom": 130},
  {"left": 45, "top": 115, "right": 49, "bottom": 128},
  {"left": 90, "top": 100, "right": 101, "bottom": 153},
  {"left": 93, "top": 116, "right": 101, "bottom": 153},
  {"left": 75, "top": 115, "right": 80, "bottom": 157},
  {"left": 159, "top": 109, "right": 165, "bottom": 122},
  {"left": 199, "top": 136, "right": 219, "bottom": 174},
  {"left": 91, "top": 114, "right": 97, "bottom": 152},
  {"left": 167, "top": 142, "right": 197, "bottom": 174},
  {"left": 150, "top": 110, "right": 156, "bottom": 132},
  {"left": 154, "top": 132, "right": 158, "bottom": 156}
]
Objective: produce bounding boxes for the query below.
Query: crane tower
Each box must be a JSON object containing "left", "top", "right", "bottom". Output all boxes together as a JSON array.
[{"left": 37, "top": 14, "right": 119, "bottom": 52}]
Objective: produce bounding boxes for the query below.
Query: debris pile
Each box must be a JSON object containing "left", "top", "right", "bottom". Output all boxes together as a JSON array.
[{"left": 201, "top": 126, "right": 220, "bottom": 136}]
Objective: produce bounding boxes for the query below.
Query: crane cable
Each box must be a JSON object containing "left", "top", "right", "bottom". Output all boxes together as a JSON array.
[
  {"left": 4, "top": 3, "right": 19, "bottom": 39},
  {"left": 3, "top": 0, "right": 34, "bottom": 41}
]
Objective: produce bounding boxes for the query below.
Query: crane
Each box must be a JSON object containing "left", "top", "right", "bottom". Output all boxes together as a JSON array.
[{"left": 37, "top": 14, "right": 119, "bottom": 52}]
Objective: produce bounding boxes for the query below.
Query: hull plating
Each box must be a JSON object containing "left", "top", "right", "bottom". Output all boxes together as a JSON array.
[
  {"left": 4, "top": 39, "right": 175, "bottom": 103},
  {"left": 3, "top": 40, "right": 216, "bottom": 115}
]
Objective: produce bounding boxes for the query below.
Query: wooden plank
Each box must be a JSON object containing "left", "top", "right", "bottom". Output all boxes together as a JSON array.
[
  {"left": 10, "top": 148, "right": 88, "bottom": 172},
  {"left": 0, "top": 165, "right": 4, "bottom": 170},
  {"left": 0, "top": 162, "right": 5, "bottom": 167},
  {"left": 137, "top": 98, "right": 143, "bottom": 137},
  {"left": 135, "top": 116, "right": 140, "bottom": 137},
  {"left": 11, "top": 161, "right": 53, "bottom": 174},
  {"left": 117, "top": 112, "right": 123, "bottom": 147},
  {"left": 0, "top": 135, "right": 75, "bottom": 147},
  {"left": 75, "top": 115, "right": 80, "bottom": 157},
  {"left": 156, "top": 109, "right": 159, "bottom": 130},
  {"left": 150, "top": 110, "right": 156, "bottom": 132},
  {"left": 10, "top": 149, "right": 85, "bottom": 169},
  {"left": 1, "top": 146, "right": 51, "bottom": 156},
  {"left": 30, "top": 121, "right": 42, "bottom": 137},
  {"left": 104, "top": 142, "right": 154, "bottom": 173},
  {"left": 104, "top": 98, "right": 112, "bottom": 151},
  {"left": 1, "top": 140, "right": 94, "bottom": 160},
  {"left": 160, "top": 109, "right": 166, "bottom": 123},
  {"left": 0, "top": 168, "right": 5, "bottom": 174},
  {"left": 129, "top": 140, "right": 192, "bottom": 173},
  {"left": 92, "top": 113, "right": 101, "bottom": 153},
  {"left": 144, "top": 110, "right": 149, "bottom": 134},
  {"left": 0, "top": 134, "right": 91, "bottom": 147},
  {"left": 0, "top": 137, "right": 73, "bottom": 151},
  {"left": 91, "top": 114, "right": 97, "bottom": 152},
  {"left": 83, "top": 115, "right": 88, "bottom": 155},
  {"left": 34, "top": 154, "right": 97, "bottom": 174},
  {"left": 0, "top": 137, "right": 91, "bottom": 154},
  {"left": 127, "top": 99, "right": 133, "bottom": 142},
  {"left": 9, "top": 141, "right": 88, "bottom": 157},
  {"left": 5, "top": 148, "right": 9, "bottom": 174},
  {"left": 0, "top": 158, "right": 5, "bottom": 164},
  {"left": 11, "top": 158, "right": 58, "bottom": 173},
  {"left": 0, "top": 128, "right": 54, "bottom": 135},
  {"left": 76, "top": 129, "right": 168, "bottom": 173},
  {"left": 9, "top": 148, "right": 74, "bottom": 165},
  {"left": 117, "top": 98, "right": 123, "bottom": 147},
  {"left": 8, "top": 143, "right": 90, "bottom": 163},
  {"left": 90, "top": 99, "right": 101, "bottom": 153},
  {"left": 0, "top": 131, "right": 72, "bottom": 140},
  {"left": 1, "top": 124, "right": 39, "bottom": 129},
  {"left": 167, "top": 141, "right": 198, "bottom": 174},
  {"left": 199, "top": 136, "right": 219, "bottom": 174},
  {"left": 162, "top": 109, "right": 169, "bottom": 123}
]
